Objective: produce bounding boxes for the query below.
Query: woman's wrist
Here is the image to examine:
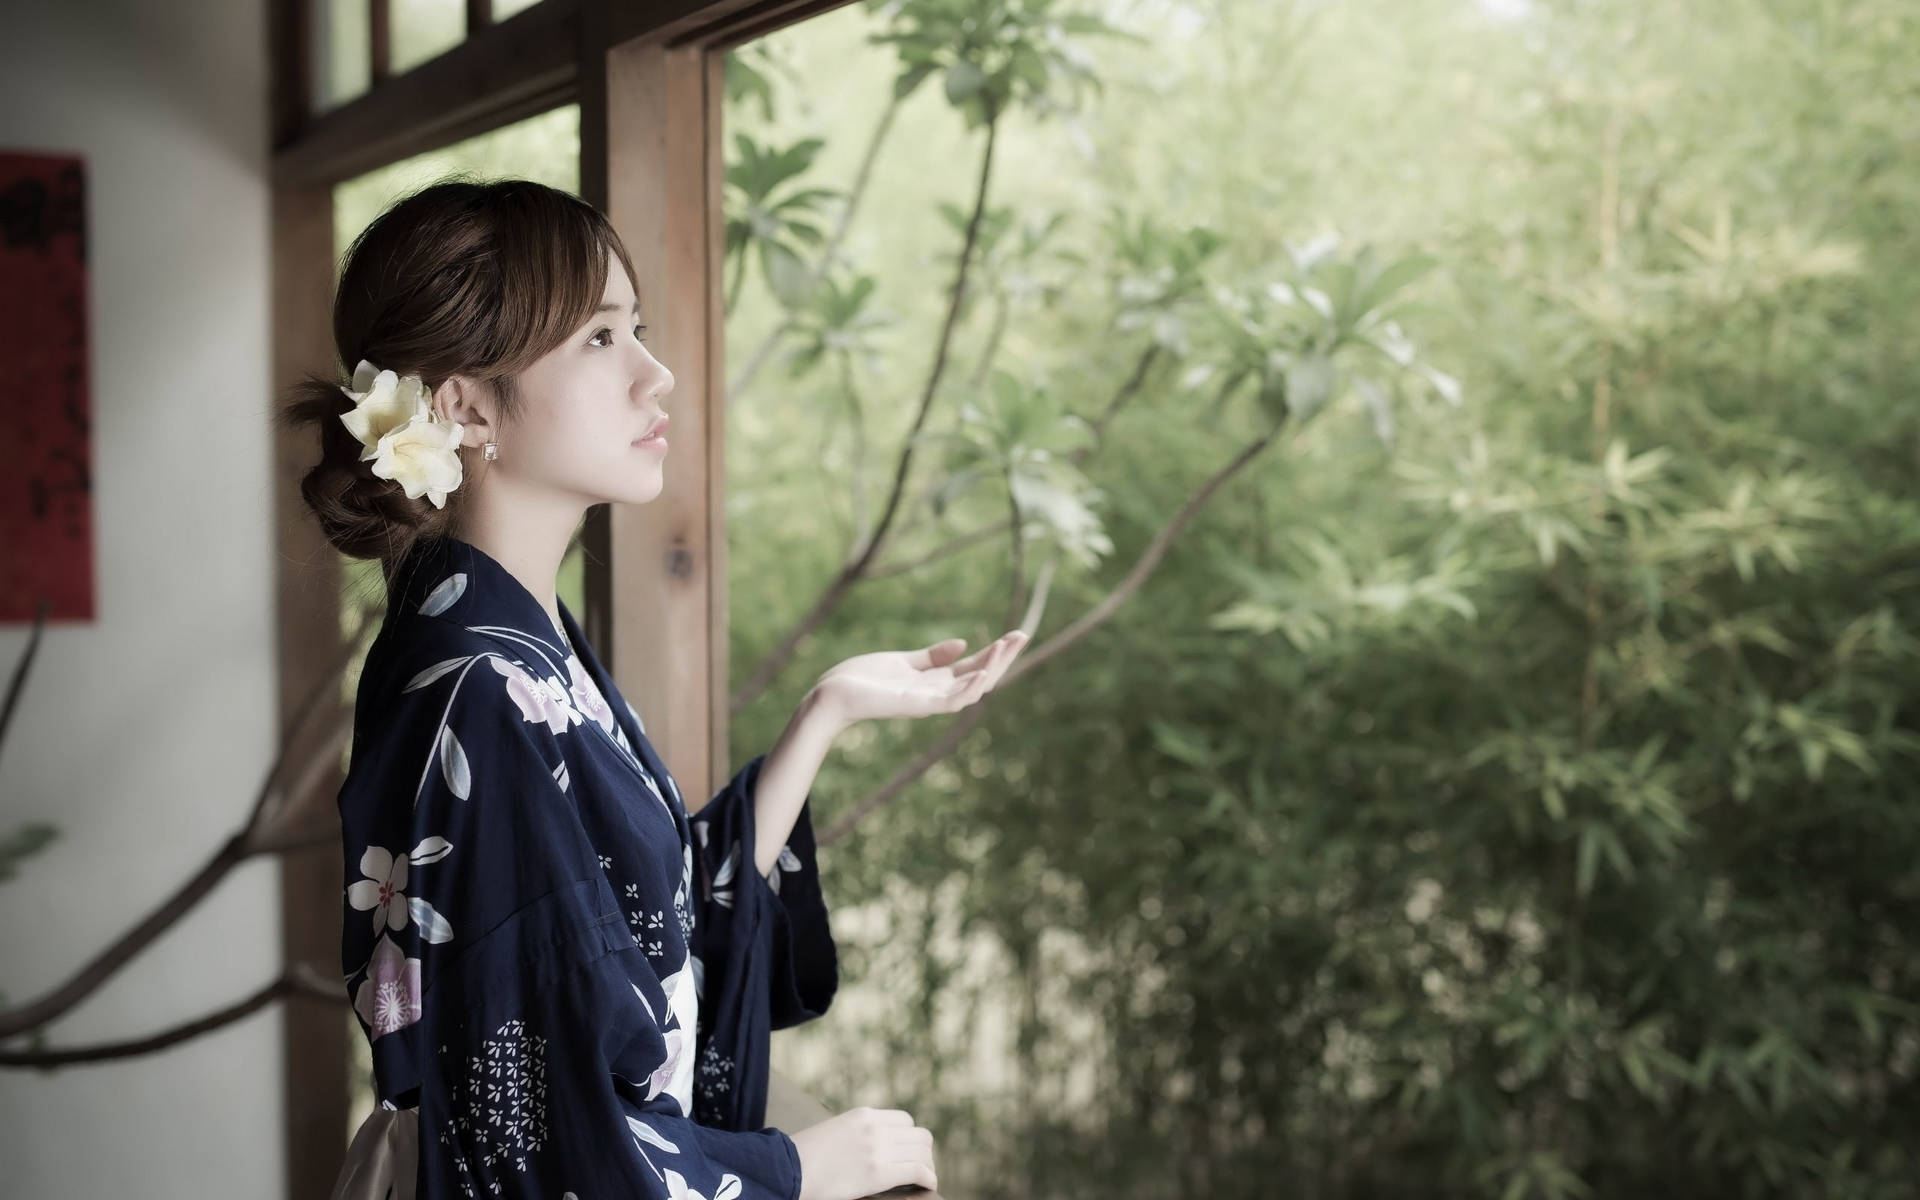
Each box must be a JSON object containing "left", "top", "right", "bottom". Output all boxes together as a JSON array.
[{"left": 795, "top": 682, "right": 852, "bottom": 743}]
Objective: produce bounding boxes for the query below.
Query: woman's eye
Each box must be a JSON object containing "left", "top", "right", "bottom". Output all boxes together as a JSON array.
[{"left": 589, "top": 324, "right": 648, "bottom": 347}]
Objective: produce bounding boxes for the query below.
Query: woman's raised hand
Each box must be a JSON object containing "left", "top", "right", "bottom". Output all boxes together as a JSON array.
[
  {"left": 789, "top": 1106, "right": 939, "bottom": 1199},
  {"left": 810, "top": 631, "right": 1030, "bottom": 729}
]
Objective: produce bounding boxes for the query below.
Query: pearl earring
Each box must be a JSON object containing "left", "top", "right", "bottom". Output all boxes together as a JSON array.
[{"left": 483, "top": 441, "right": 498, "bottom": 461}]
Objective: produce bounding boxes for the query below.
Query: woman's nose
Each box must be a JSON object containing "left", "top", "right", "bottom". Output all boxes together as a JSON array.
[{"left": 648, "top": 360, "right": 675, "bottom": 401}]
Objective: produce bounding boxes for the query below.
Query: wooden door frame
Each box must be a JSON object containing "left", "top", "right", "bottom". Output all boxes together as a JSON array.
[{"left": 269, "top": 1, "right": 852, "bottom": 1195}]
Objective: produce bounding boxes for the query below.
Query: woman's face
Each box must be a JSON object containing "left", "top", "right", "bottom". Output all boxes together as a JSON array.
[{"left": 474, "top": 247, "right": 675, "bottom": 507}]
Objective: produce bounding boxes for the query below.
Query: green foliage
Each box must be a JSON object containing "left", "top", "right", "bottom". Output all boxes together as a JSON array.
[
  {"left": 925, "top": 369, "right": 1109, "bottom": 567},
  {"left": 784, "top": 273, "right": 891, "bottom": 378},
  {"left": 725, "top": 0, "right": 1920, "bottom": 1195},
  {"left": 865, "top": 0, "right": 1130, "bottom": 126},
  {"left": 724, "top": 134, "right": 839, "bottom": 309}
]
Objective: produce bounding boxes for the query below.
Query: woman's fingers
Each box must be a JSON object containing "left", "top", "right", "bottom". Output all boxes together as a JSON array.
[
  {"left": 891, "top": 1162, "right": 939, "bottom": 1193},
  {"left": 883, "top": 1126, "right": 938, "bottom": 1192},
  {"left": 951, "top": 630, "right": 1027, "bottom": 677},
  {"left": 947, "top": 638, "right": 1022, "bottom": 707}
]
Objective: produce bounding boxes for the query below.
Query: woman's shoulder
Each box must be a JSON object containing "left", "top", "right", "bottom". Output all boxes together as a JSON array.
[
  {"left": 339, "top": 613, "right": 597, "bottom": 930},
  {"left": 341, "top": 620, "right": 574, "bottom": 824},
  {"left": 357, "top": 609, "right": 572, "bottom": 727}
]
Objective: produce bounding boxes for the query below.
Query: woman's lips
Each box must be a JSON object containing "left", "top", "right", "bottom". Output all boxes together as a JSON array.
[{"left": 634, "top": 416, "right": 669, "bottom": 451}]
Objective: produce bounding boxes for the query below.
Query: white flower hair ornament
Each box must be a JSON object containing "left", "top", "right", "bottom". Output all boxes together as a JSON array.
[{"left": 337, "top": 359, "right": 467, "bottom": 509}]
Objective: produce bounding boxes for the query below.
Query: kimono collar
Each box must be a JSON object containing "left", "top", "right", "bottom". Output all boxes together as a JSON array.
[
  {"left": 381, "top": 530, "right": 668, "bottom": 784},
  {"left": 385, "top": 531, "right": 571, "bottom": 656}
]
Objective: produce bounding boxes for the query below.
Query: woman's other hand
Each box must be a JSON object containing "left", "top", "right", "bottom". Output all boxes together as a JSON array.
[{"left": 789, "top": 1106, "right": 938, "bottom": 1199}]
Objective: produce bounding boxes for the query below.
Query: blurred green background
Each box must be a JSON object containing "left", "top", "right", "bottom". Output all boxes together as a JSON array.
[{"left": 328, "top": 0, "right": 1920, "bottom": 1194}]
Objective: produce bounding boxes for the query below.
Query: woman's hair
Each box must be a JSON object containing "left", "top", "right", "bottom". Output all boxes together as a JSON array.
[{"left": 277, "top": 175, "right": 640, "bottom": 572}]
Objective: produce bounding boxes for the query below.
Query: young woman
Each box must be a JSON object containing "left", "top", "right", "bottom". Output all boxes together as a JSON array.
[{"left": 282, "top": 178, "right": 1027, "bottom": 1200}]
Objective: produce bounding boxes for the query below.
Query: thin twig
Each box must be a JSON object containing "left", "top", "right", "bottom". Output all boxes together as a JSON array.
[
  {"left": 0, "top": 608, "right": 376, "bottom": 1041},
  {"left": 867, "top": 519, "right": 1009, "bottom": 580},
  {"left": 732, "top": 111, "right": 1003, "bottom": 717},
  {"left": 0, "top": 598, "right": 48, "bottom": 775},
  {"left": 819, "top": 432, "right": 1278, "bottom": 845},
  {"left": 0, "top": 964, "right": 341, "bottom": 1068}
]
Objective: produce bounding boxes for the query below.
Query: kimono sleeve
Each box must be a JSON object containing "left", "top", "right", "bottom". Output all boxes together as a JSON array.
[
  {"left": 412, "top": 880, "right": 802, "bottom": 1199},
  {"left": 339, "top": 646, "right": 802, "bottom": 1198},
  {"left": 686, "top": 753, "right": 839, "bottom": 1129}
]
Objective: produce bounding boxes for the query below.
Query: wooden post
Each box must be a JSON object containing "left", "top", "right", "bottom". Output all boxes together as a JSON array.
[
  {"left": 581, "top": 25, "right": 730, "bottom": 810},
  {"left": 270, "top": 181, "right": 352, "bottom": 1200}
]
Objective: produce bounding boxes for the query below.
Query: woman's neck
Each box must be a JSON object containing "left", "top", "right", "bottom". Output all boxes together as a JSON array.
[{"left": 450, "top": 494, "right": 585, "bottom": 636}]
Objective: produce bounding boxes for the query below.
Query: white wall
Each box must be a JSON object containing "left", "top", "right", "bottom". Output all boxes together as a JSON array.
[{"left": 0, "top": 0, "right": 284, "bottom": 1195}]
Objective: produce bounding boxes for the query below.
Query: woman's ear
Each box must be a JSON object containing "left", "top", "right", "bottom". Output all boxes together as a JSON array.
[{"left": 431, "top": 374, "right": 495, "bottom": 451}]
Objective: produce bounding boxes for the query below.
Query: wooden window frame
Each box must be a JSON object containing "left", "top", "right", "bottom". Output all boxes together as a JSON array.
[{"left": 269, "top": 2, "right": 855, "bottom": 1194}]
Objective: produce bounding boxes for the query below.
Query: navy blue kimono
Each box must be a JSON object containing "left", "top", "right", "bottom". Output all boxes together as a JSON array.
[{"left": 336, "top": 531, "right": 837, "bottom": 1198}]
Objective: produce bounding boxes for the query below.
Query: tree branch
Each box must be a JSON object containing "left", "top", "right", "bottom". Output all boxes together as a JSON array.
[
  {"left": 0, "top": 598, "right": 48, "bottom": 774},
  {"left": 819, "top": 547, "right": 1059, "bottom": 849},
  {"left": 818, "top": 431, "right": 1279, "bottom": 845},
  {"left": 0, "top": 610, "right": 373, "bottom": 1041},
  {"left": 862, "top": 345, "right": 1166, "bottom": 581},
  {"left": 1080, "top": 343, "right": 1163, "bottom": 458},
  {"left": 0, "top": 964, "right": 340, "bottom": 1068},
  {"left": 732, "top": 112, "right": 1003, "bottom": 717},
  {"left": 867, "top": 518, "right": 1010, "bottom": 580}
]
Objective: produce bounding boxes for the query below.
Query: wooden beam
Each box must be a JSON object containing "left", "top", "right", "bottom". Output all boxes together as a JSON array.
[
  {"left": 466, "top": 0, "right": 492, "bottom": 37},
  {"left": 272, "top": 0, "right": 580, "bottom": 186},
  {"left": 607, "top": 0, "right": 855, "bottom": 49},
  {"left": 369, "top": 0, "right": 390, "bottom": 85},
  {"left": 268, "top": 0, "right": 852, "bottom": 188},
  {"left": 270, "top": 178, "right": 350, "bottom": 1200},
  {"left": 270, "top": 0, "right": 312, "bottom": 146}
]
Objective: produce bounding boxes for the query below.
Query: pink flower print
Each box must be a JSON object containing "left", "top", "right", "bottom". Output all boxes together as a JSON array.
[
  {"left": 490, "top": 657, "right": 580, "bottom": 735},
  {"left": 354, "top": 933, "right": 423, "bottom": 1039},
  {"left": 565, "top": 654, "right": 615, "bottom": 734},
  {"left": 539, "top": 672, "right": 582, "bottom": 722},
  {"left": 347, "top": 844, "right": 410, "bottom": 934},
  {"left": 648, "top": 1023, "right": 690, "bottom": 1103}
]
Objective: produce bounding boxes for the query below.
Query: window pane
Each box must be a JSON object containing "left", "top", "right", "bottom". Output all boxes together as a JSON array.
[
  {"left": 313, "top": 0, "right": 370, "bottom": 113},
  {"left": 495, "top": 0, "right": 545, "bottom": 20},
  {"left": 391, "top": 0, "right": 467, "bottom": 76}
]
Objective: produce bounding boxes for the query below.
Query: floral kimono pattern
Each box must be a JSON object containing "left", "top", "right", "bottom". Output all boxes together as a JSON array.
[{"left": 337, "top": 532, "right": 838, "bottom": 1198}]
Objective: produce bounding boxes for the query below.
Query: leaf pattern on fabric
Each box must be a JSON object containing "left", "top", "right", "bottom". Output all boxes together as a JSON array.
[
  {"left": 664, "top": 1168, "right": 742, "bottom": 1200},
  {"left": 437, "top": 725, "right": 471, "bottom": 799},
  {"left": 406, "top": 656, "right": 472, "bottom": 692},
  {"left": 418, "top": 571, "right": 467, "bottom": 617},
  {"left": 710, "top": 843, "right": 737, "bottom": 910},
  {"left": 766, "top": 845, "right": 802, "bottom": 897},
  {"left": 408, "top": 894, "right": 454, "bottom": 944},
  {"left": 629, "top": 1117, "right": 680, "bottom": 1155}
]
